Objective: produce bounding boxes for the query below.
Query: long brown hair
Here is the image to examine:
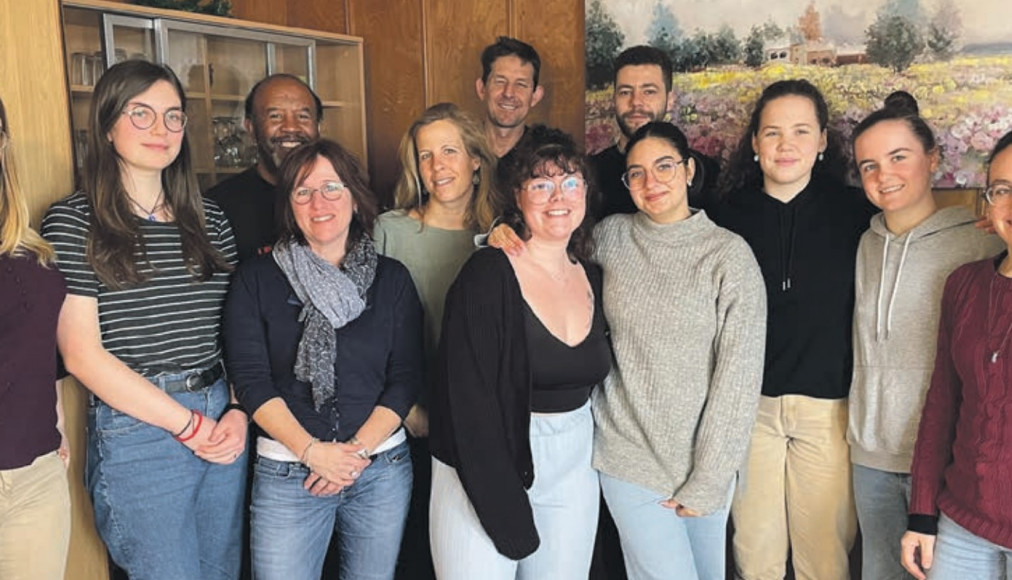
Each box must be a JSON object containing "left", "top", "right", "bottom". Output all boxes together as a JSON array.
[
  {"left": 84, "top": 60, "right": 230, "bottom": 289},
  {"left": 392, "top": 103, "right": 499, "bottom": 231},
  {"left": 0, "top": 95, "right": 54, "bottom": 263}
]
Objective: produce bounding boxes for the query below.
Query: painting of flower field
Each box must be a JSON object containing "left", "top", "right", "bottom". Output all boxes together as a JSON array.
[{"left": 586, "top": 0, "right": 1012, "bottom": 187}]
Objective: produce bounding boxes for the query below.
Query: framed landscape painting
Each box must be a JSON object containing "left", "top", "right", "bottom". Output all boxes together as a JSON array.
[{"left": 585, "top": 0, "right": 1012, "bottom": 187}]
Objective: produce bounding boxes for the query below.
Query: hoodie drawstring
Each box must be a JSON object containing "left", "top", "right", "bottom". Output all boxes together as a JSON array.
[
  {"left": 875, "top": 232, "right": 913, "bottom": 341},
  {"left": 777, "top": 204, "right": 798, "bottom": 292}
]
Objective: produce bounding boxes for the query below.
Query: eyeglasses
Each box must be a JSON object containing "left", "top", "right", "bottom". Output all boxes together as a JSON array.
[
  {"left": 523, "top": 175, "right": 586, "bottom": 204},
  {"left": 121, "top": 104, "right": 187, "bottom": 132},
  {"left": 292, "top": 181, "right": 349, "bottom": 205},
  {"left": 985, "top": 183, "right": 1012, "bottom": 206},
  {"left": 622, "top": 158, "right": 689, "bottom": 190}
]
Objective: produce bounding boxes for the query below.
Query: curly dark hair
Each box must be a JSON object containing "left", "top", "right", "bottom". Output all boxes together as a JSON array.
[
  {"left": 497, "top": 125, "right": 597, "bottom": 261},
  {"left": 717, "top": 79, "right": 848, "bottom": 201}
]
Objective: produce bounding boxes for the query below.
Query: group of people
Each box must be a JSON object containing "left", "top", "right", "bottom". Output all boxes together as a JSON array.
[{"left": 1, "top": 33, "right": 1011, "bottom": 580}]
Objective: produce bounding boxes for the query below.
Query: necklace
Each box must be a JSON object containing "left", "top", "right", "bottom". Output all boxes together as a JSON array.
[
  {"left": 127, "top": 191, "right": 165, "bottom": 222},
  {"left": 986, "top": 268, "right": 1012, "bottom": 363}
]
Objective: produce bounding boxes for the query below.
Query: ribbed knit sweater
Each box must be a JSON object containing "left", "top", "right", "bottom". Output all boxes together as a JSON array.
[
  {"left": 591, "top": 210, "right": 767, "bottom": 514},
  {"left": 909, "top": 255, "right": 1012, "bottom": 548}
]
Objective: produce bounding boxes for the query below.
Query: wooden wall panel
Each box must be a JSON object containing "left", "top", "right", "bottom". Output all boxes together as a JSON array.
[
  {"left": 514, "top": 0, "right": 585, "bottom": 146},
  {"left": 424, "top": 1, "right": 509, "bottom": 120},
  {"left": 348, "top": 0, "right": 426, "bottom": 203},
  {"left": 1, "top": 2, "right": 108, "bottom": 579},
  {"left": 230, "top": 0, "right": 285, "bottom": 26},
  {"left": 286, "top": 0, "right": 347, "bottom": 34}
]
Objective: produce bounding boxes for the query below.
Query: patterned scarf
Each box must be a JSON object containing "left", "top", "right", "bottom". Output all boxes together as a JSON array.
[{"left": 273, "top": 235, "right": 378, "bottom": 411}]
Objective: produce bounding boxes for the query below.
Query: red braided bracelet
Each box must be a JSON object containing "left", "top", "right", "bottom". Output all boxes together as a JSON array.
[{"left": 174, "top": 410, "right": 204, "bottom": 443}]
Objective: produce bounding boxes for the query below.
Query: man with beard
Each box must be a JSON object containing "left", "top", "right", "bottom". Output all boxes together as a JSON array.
[
  {"left": 590, "top": 46, "right": 720, "bottom": 219},
  {"left": 476, "top": 37, "right": 544, "bottom": 163},
  {"left": 205, "top": 73, "right": 321, "bottom": 261}
]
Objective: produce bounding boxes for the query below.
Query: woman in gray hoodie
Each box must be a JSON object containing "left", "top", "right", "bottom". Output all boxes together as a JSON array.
[{"left": 847, "top": 93, "right": 1003, "bottom": 580}]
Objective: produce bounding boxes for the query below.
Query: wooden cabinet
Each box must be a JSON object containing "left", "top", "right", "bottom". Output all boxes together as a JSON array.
[{"left": 61, "top": 0, "right": 366, "bottom": 190}]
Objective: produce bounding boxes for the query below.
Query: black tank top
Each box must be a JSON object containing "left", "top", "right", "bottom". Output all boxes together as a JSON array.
[{"left": 524, "top": 298, "right": 611, "bottom": 413}]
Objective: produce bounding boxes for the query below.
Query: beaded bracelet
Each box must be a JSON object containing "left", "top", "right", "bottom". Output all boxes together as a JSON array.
[{"left": 174, "top": 410, "right": 204, "bottom": 443}]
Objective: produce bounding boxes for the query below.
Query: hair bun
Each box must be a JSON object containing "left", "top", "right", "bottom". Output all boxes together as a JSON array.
[{"left": 883, "top": 91, "right": 919, "bottom": 115}]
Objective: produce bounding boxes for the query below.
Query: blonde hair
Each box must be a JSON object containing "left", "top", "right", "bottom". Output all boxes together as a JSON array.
[
  {"left": 0, "top": 97, "right": 55, "bottom": 264},
  {"left": 393, "top": 103, "right": 500, "bottom": 231}
]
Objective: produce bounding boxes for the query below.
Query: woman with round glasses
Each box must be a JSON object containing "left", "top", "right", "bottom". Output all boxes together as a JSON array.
[
  {"left": 708, "top": 79, "right": 875, "bottom": 580},
  {"left": 590, "top": 121, "right": 765, "bottom": 580},
  {"left": 900, "top": 131, "right": 1012, "bottom": 579},
  {"left": 223, "top": 138, "right": 423, "bottom": 580},
  {"left": 0, "top": 93, "right": 72, "bottom": 580},
  {"left": 429, "top": 125, "right": 610, "bottom": 579},
  {"left": 846, "top": 94, "right": 1002, "bottom": 580},
  {"left": 40, "top": 60, "right": 247, "bottom": 579}
]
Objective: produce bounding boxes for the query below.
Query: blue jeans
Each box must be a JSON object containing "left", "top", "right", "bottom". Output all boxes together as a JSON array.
[
  {"left": 852, "top": 464, "right": 915, "bottom": 580},
  {"left": 87, "top": 377, "right": 246, "bottom": 580},
  {"left": 430, "top": 403, "right": 599, "bottom": 580},
  {"left": 600, "top": 472, "right": 731, "bottom": 580},
  {"left": 250, "top": 441, "right": 412, "bottom": 580},
  {"left": 928, "top": 513, "right": 1012, "bottom": 579}
]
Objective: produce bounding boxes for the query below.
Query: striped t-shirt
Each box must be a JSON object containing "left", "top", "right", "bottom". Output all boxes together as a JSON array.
[{"left": 41, "top": 191, "right": 237, "bottom": 377}]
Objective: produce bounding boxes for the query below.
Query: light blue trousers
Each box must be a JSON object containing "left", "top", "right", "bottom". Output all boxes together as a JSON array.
[
  {"left": 601, "top": 472, "right": 732, "bottom": 580},
  {"left": 927, "top": 514, "right": 1012, "bottom": 579},
  {"left": 429, "top": 402, "right": 599, "bottom": 580}
]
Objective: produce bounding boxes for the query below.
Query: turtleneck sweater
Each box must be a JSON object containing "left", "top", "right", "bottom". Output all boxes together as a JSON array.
[{"left": 591, "top": 210, "right": 767, "bottom": 513}]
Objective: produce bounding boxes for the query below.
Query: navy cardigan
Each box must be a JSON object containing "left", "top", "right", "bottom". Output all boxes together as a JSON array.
[{"left": 223, "top": 253, "right": 424, "bottom": 442}]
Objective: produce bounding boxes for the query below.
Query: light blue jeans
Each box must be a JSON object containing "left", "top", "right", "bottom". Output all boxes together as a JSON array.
[
  {"left": 86, "top": 376, "right": 246, "bottom": 580},
  {"left": 430, "top": 402, "right": 599, "bottom": 580},
  {"left": 927, "top": 514, "right": 1012, "bottom": 579},
  {"left": 852, "top": 463, "right": 915, "bottom": 580},
  {"left": 250, "top": 441, "right": 412, "bottom": 580},
  {"left": 600, "top": 472, "right": 732, "bottom": 580}
]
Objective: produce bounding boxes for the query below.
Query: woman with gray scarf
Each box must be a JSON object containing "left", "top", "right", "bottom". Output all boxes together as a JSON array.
[{"left": 223, "top": 139, "right": 424, "bottom": 580}]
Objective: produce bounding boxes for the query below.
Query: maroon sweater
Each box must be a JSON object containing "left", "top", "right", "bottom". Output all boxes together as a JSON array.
[
  {"left": 909, "top": 254, "right": 1012, "bottom": 548},
  {"left": 0, "top": 253, "right": 66, "bottom": 470}
]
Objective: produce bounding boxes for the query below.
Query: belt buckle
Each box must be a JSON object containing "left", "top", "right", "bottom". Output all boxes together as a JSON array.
[{"left": 184, "top": 372, "right": 202, "bottom": 391}]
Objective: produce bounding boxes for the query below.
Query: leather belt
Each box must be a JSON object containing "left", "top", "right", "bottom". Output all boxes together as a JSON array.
[{"left": 160, "top": 361, "right": 225, "bottom": 394}]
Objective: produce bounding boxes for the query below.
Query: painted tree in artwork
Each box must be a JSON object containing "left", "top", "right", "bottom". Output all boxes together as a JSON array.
[
  {"left": 798, "top": 2, "right": 822, "bottom": 42},
  {"left": 926, "top": 0, "right": 961, "bottom": 61},
  {"left": 866, "top": 1, "right": 924, "bottom": 73},
  {"left": 586, "top": 0, "right": 625, "bottom": 88},
  {"left": 647, "top": 1, "right": 681, "bottom": 65}
]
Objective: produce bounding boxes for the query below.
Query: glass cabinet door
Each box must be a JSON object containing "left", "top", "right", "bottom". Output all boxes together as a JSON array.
[
  {"left": 102, "top": 14, "right": 159, "bottom": 68},
  {"left": 61, "top": 1, "right": 366, "bottom": 190}
]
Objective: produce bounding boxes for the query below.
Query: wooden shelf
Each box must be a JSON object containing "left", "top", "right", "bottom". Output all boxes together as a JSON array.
[{"left": 62, "top": 0, "right": 367, "bottom": 190}]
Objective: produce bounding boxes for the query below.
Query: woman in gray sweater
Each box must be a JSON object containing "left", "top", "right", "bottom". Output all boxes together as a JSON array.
[{"left": 591, "top": 123, "right": 766, "bottom": 580}]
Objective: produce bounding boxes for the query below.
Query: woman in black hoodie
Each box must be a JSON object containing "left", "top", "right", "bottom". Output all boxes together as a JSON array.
[{"left": 710, "top": 79, "right": 878, "bottom": 580}]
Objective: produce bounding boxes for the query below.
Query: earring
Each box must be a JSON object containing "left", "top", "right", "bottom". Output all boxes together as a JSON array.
[
  {"left": 472, "top": 172, "right": 480, "bottom": 186},
  {"left": 753, "top": 154, "right": 759, "bottom": 162},
  {"left": 818, "top": 152, "right": 825, "bottom": 161},
  {"left": 687, "top": 179, "right": 693, "bottom": 187}
]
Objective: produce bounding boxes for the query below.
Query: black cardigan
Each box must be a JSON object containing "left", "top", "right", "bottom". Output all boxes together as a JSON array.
[{"left": 429, "top": 248, "right": 603, "bottom": 560}]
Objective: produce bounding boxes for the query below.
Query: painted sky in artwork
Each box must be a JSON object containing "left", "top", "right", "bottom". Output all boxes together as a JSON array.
[{"left": 601, "top": 0, "right": 1008, "bottom": 47}]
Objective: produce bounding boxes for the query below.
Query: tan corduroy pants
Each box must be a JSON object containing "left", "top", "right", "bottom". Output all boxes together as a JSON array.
[{"left": 731, "top": 395, "right": 857, "bottom": 580}]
